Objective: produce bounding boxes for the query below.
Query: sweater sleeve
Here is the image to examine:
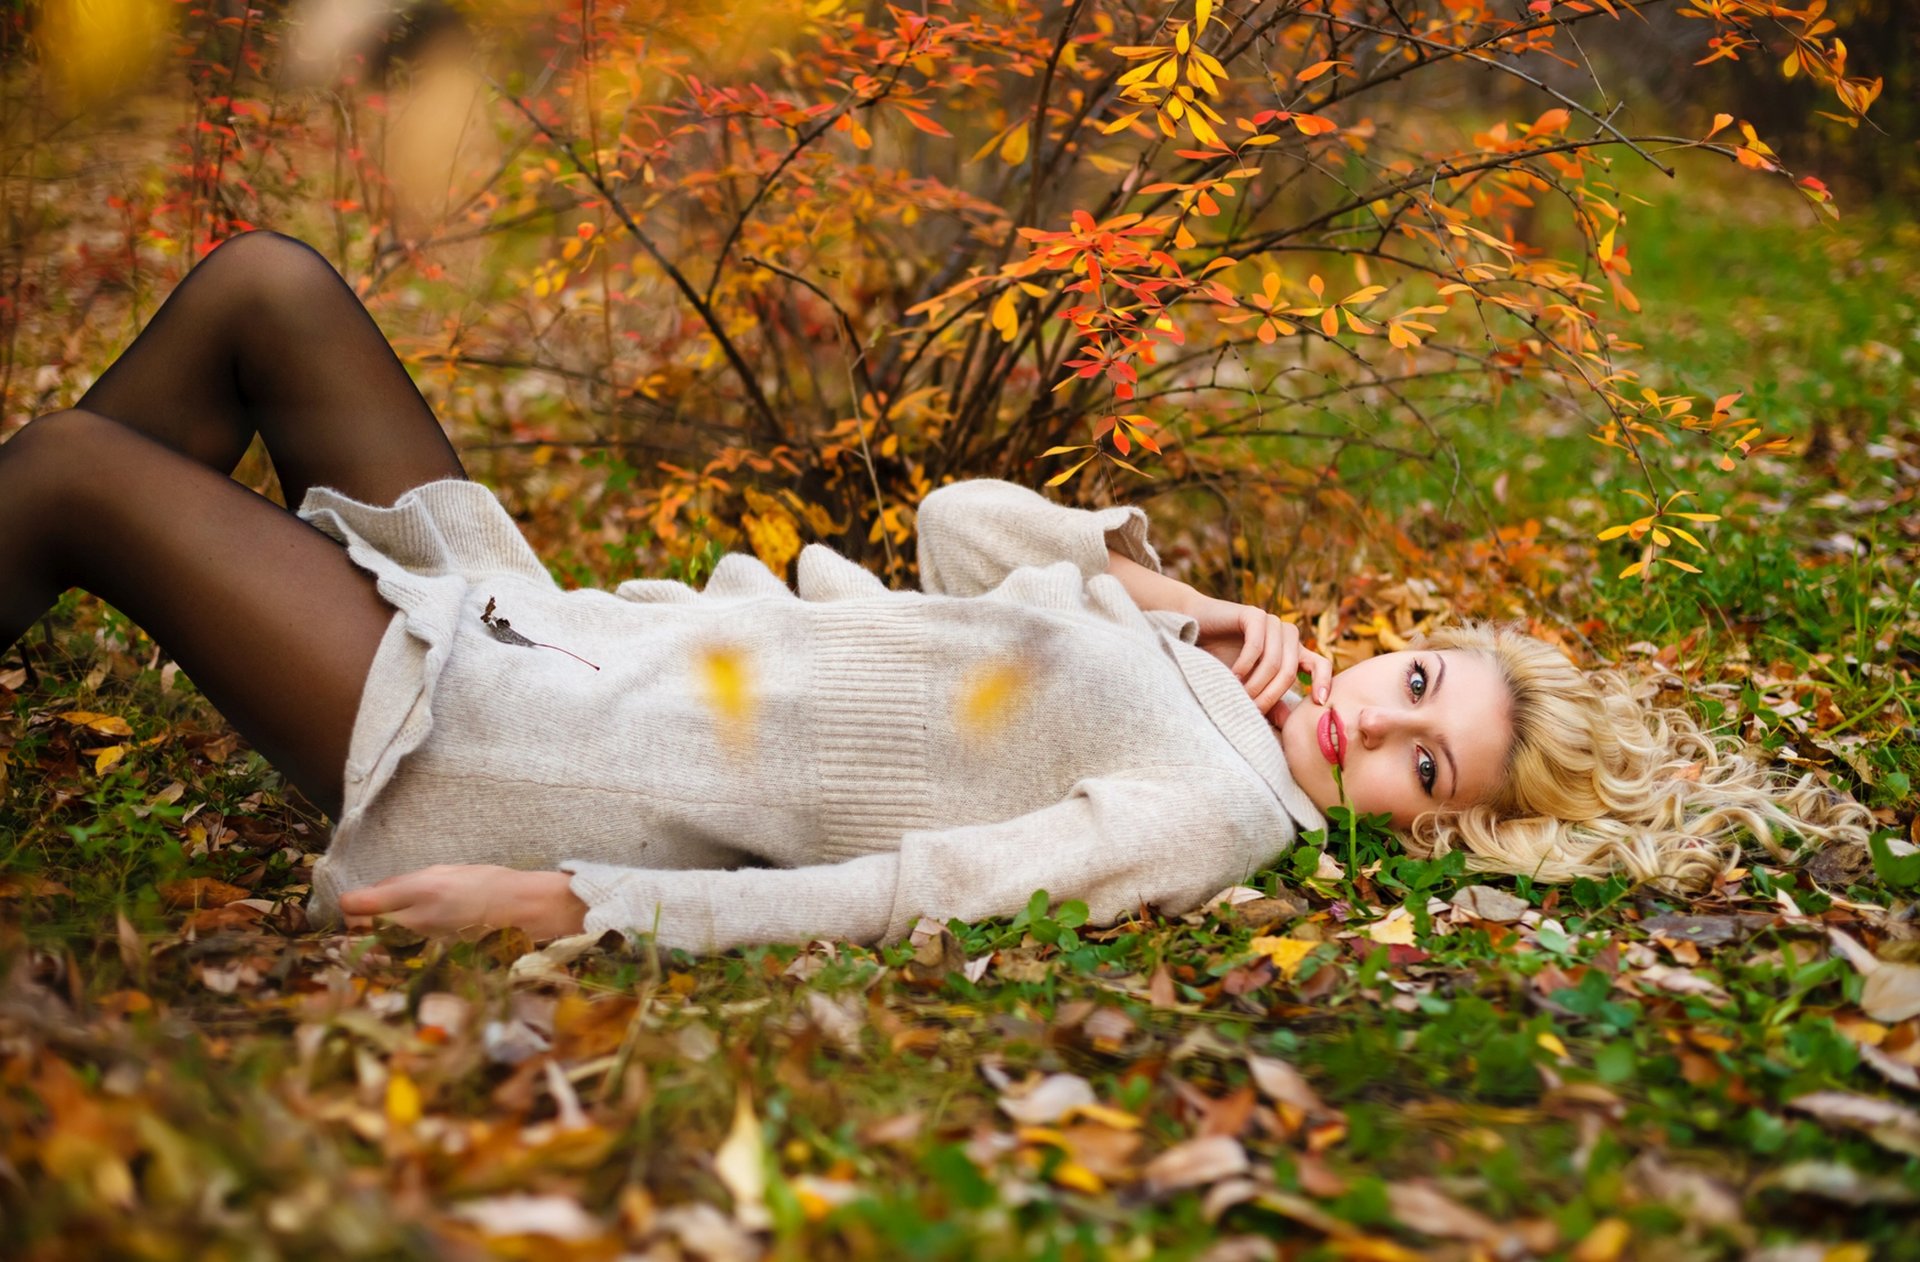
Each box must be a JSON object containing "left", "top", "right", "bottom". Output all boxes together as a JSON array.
[
  {"left": 915, "top": 479, "right": 1163, "bottom": 598},
  {"left": 558, "top": 766, "right": 1287, "bottom": 954}
]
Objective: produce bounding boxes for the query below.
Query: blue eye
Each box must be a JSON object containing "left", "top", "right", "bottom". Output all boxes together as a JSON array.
[
  {"left": 1417, "top": 748, "right": 1436, "bottom": 794},
  {"left": 1407, "top": 660, "right": 1428, "bottom": 701}
]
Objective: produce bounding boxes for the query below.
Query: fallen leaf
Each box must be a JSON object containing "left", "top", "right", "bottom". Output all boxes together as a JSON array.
[
  {"left": 1365, "top": 907, "right": 1416, "bottom": 944},
  {"left": 59, "top": 710, "right": 133, "bottom": 736},
  {"left": 805, "top": 991, "right": 865, "bottom": 1057},
  {"left": 1248, "top": 935, "right": 1318, "bottom": 978},
  {"left": 713, "top": 1087, "right": 771, "bottom": 1229},
  {"left": 1752, "top": 1159, "right": 1920, "bottom": 1205},
  {"left": 1638, "top": 912, "right": 1745, "bottom": 946},
  {"left": 417, "top": 993, "right": 471, "bottom": 1038},
  {"left": 1385, "top": 1179, "right": 1497, "bottom": 1241},
  {"left": 1788, "top": 1091, "right": 1920, "bottom": 1156},
  {"left": 1246, "top": 1054, "right": 1331, "bottom": 1118},
  {"left": 157, "top": 877, "right": 249, "bottom": 909},
  {"left": 1569, "top": 1216, "right": 1630, "bottom": 1262},
  {"left": 450, "top": 1194, "right": 604, "bottom": 1241},
  {"left": 1450, "top": 885, "right": 1528, "bottom": 923},
  {"left": 1828, "top": 928, "right": 1920, "bottom": 1022},
  {"left": 1862, "top": 963, "right": 1920, "bottom": 1023},
  {"left": 998, "top": 1073, "right": 1095, "bottom": 1125},
  {"left": 1858, "top": 1042, "right": 1920, "bottom": 1093},
  {"left": 1141, "top": 1135, "right": 1248, "bottom": 1194},
  {"left": 1633, "top": 963, "right": 1730, "bottom": 1006}
]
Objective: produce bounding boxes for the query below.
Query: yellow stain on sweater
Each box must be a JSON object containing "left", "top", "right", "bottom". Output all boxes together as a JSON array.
[
  {"left": 956, "top": 661, "right": 1026, "bottom": 736},
  {"left": 698, "top": 646, "right": 756, "bottom": 750}
]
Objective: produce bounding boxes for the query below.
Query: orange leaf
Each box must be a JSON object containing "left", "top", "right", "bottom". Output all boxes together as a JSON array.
[
  {"left": 899, "top": 109, "right": 952, "bottom": 139},
  {"left": 1291, "top": 113, "right": 1337, "bottom": 136}
]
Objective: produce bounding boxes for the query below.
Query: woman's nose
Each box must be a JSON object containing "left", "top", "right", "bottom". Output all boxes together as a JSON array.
[{"left": 1354, "top": 706, "right": 1402, "bottom": 749}]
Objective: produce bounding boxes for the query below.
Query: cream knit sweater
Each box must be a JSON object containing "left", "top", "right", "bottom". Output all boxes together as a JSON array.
[{"left": 298, "top": 478, "right": 1323, "bottom": 952}]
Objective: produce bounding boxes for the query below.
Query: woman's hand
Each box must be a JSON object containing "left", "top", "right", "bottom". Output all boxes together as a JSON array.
[
  {"left": 1188, "top": 595, "right": 1332, "bottom": 718},
  {"left": 338, "top": 865, "right": 588, "bottom": 940}
]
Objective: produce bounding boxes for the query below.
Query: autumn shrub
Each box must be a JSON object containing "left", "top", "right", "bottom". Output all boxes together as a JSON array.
[{"left": 2, "top": 0, "right": 1883, "bottom": 596}]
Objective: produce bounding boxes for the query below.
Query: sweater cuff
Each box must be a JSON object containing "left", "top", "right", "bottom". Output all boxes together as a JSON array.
[{"left": 559, "top": 857, "right": 900, "bottom": 954}]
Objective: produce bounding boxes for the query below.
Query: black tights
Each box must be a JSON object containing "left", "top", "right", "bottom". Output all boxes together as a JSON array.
[{"left": 0, "top": 231, "right": 469, "bottom": 818}]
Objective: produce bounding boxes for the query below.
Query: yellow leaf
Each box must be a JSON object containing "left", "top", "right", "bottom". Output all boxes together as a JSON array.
[
  {"left": 1044, "top": 455, "right": 1095, "bottom": 487},
  {"left": 1706, "top": 112, "right": 1732, "bottom": 139},
  {"left": 1661, "top": 557, "right": 1702, "bottom": 573},
  {"left": 1195, "top": 0, "right": 1213, "bottom": 32},
  {"left": 91, "top": 745, "right": 129, "bottom": 775},
  {"left": 1619, "top": 560, "right": 1648, "bottom": 579},
  {"left": 1097, "top": 110, "right": 1142, "bottom": 136},
  {"left": 1052, "top": 1161, "right": 1104, "bottom": 1194},
  {"left": 1064, "top": 1102, "right": 1143, "bottom": 1130},
  {"left": 1597, "top": 224, "right": 1616, "bottom": 263},
  {"left": 386, "top": 1072, "right": 422, "bottom": 1128},
  {"left": 1571, "top": 1217, "right": 1630, "bottom": 1262},
  {"left": 743, "top": 511, "right": 801, "bottom": 577},
  {"left": 1248, "top": 935, "right": 1317, "bottom": 978},
  {"left": 715, "top": 1087, "right": 771, "bottom": 1229},
  {"left": 1000, "top": 122, "right": 1030, "bottom": 165},
  {"left": 1365, "top": 908, "right": 1416, "bottom": 944},
  {"left": 991, "top": 289, "right": 1020, "bottom": 343},
  {"left": 1536, "top": 1031, "right": 1570, "bottom": 1060},
  {"left": 62, "top": 711, "right": 134, "bottom": 737},
  {"left": 1596, "top": 524, "right": 1633, "bottom": 541}
]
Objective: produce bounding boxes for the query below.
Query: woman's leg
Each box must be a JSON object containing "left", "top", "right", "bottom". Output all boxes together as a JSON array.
[
  {"left": 0, "top": 410, "right": 394, "bottom": 818},
  {"left": 75, "top": 229, "right": 466, "bottom": 508}
]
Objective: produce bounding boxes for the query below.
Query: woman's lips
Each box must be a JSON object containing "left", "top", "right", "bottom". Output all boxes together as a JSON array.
[{"left": 1317, "top": 707, "right": 1345, "bottom": 768}]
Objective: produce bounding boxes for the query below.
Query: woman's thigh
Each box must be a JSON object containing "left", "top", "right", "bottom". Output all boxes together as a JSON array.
[{"left": 5, "top": 409, "right": 395, "bottom": 817}]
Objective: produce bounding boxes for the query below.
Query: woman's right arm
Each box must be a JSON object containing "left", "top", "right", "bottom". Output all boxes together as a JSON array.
[{"left": 1106, "top": 549, "right": 1330, "bottom": 715}]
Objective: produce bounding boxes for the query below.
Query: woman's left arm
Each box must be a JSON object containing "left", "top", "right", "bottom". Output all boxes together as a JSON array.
[{"left": 338, "top": 865, "right": 588, "bottom": 940}]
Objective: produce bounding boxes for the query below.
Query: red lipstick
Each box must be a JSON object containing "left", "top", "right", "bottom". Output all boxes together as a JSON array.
[{"left": 1317, "top": 707, "right": 1345, "bottom": 768}]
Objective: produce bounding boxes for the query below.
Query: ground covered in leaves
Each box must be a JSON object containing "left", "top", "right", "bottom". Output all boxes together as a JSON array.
[{"left": 4, "top": 186, "right": 1920, "bottom": 1260}]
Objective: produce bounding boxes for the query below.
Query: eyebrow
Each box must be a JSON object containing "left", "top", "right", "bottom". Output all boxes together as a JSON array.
[{"left": 1432, "top": 654, "right": 1459, "bottom": 798}]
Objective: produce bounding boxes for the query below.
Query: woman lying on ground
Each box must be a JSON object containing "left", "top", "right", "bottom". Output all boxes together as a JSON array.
[{"left": 0, "top": 233, "right": 1872, "bottom": 951}]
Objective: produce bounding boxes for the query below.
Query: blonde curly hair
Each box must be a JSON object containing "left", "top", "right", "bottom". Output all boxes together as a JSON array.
[{"left": 1400, "top": 621, "right": 1873, "bottom": 890}]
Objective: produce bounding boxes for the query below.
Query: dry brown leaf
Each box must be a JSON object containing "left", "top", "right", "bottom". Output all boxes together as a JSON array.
[
  {"left": 1632, "top": 963, "right": 1730, "bottom": 1006},
  {"left": 1828, "top": 928, "right": 1920, "bottom": 1022},
  {"left": 1862, "top": 963, "right": 1920, "bottom": 1023},
  {"left": 997, "top": 1073, "right": 1095, "bottom": 1125},
  {"left": 449, "top": 1193, "right": 604, "bottom": 1241},
  {"left": 1858, "top": 1042, "right": 1920, "bottom": 1093},
  {"left": 805, "top": 991, "right": 865, "bottom": 1057},
  {"left": 1450, "top": 885, "right": 1528, "bottom": 923},
  {"left": 157, "top": 877, "right": 249, "bottom": 909},
  {"left": 1141, "top": 1135, "right": 1248, "bottom": 1194},
  {"left": 1751, "top": 1159, "right": 1920, "bottom": 1205},
  {"left": 1385, "top": 1179, "right": 1498, "bottom": 1241},
  {"left": 1788, "top": 1090, "right": 1920, "bottom": 1156},
  {"left": 1246, "top": 1054, "right": 1332, "bottom": 1119}
]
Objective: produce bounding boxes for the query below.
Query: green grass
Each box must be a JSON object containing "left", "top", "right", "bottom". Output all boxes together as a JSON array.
[{"left": 3, "top": 175, "right": 1918, "bottom": 1260}]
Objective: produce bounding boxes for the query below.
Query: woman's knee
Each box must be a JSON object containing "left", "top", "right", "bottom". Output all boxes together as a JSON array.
[
  {"left": 2, "top": 408, "right": 126, "bottom": 486},
  {"left": 199, "top": 230, "right": 346, "bottom": 323}
]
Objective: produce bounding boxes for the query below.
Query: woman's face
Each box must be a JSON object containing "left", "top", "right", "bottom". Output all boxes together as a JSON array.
[{"left": 1276, "top": 648, "right": 1514, "bottom": 831}]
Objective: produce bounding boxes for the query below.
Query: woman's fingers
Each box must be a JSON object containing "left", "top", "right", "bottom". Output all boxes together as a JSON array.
[
  {"left": 1302, "top": 648, "right": 1333, "bottom": 705},
  {"left": 1227, "top": 606, "right": 1265, "bottom": 679},
  {"left": 1251, "top": 617, "right": 1300, "bottom": 715},
  {"left": 1242, "top": 616, "right": 1294, "bottom": 706}
]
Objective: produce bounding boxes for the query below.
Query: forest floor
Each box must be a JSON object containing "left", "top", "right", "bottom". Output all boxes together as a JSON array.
[{"left": 2, "top": 169, "right": 1918, "bottom": 1260}]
